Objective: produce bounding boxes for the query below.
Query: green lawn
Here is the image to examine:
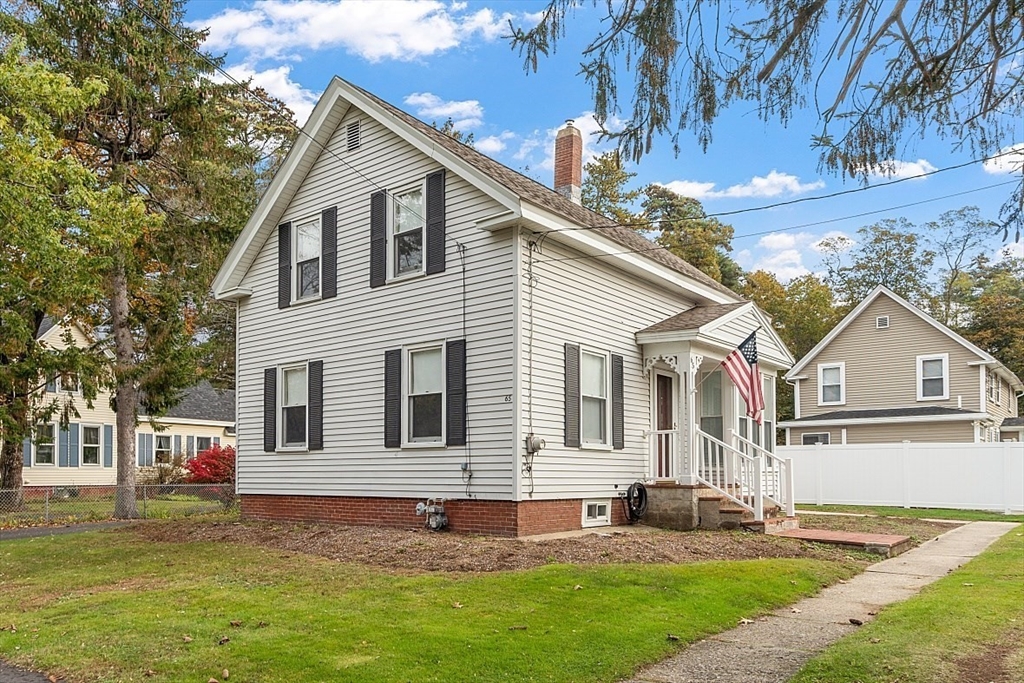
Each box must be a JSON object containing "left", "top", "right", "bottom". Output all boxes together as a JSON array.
[
  {"left": 0, "top": 530, "right": 858, "bottom": 683},
  {"left": 791, "top": 525, "right": 1024, "bottom": 683},
  {"left": 798, "top": 504, "right": 1024, "bottom": 523},
  {"left": 1, "top": 494, "right": 232, "bottom": 528}
]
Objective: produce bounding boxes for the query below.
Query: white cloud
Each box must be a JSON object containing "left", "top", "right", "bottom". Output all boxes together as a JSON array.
[
  {"left": 746, "top": 230, "right": 851, "bottom": 282},
  {"left": 512, "top": 112, "right": 623, "bottom": 177},
  {"left": 999, "top": 241, "right": 1024, "bottom": 260},
  {"left": 404, "top": 92, "right": 483, "bottom": 129},
  {"left": 753, "top": 249, "right": 809, "bottom": 281},
  {"left": 475, "top": 131, "right": 516, "bottom": 155},
  {"left": 222, "top": 63, "right": 321, "bottom": 125},
  {"left": 194, "top": 0, "right": 516, "bottom": 63},
  {"left": 658, "top": 171, "right": 825, "bottom": 200},
  {"left": 869, "top": 158, "right": 937, "bottom": 180},
  {"left": 983, "top": 143, "right": 1024, "bottom": 175},
  {"left": 757, "top": 232, "right": 798, "bottom": 251}
]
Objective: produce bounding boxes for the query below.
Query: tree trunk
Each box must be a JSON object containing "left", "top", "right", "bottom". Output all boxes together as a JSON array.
[
  {"left": 0, "top": 438, "right": 25, "bottom": 511},
  {"left": 111, "top": 265, "right": 140, "bottom": 519}
]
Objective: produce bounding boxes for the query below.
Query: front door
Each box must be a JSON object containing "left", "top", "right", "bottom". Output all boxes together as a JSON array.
[{"left": 654, "top": 372, "right": 675, "bottom": 478}]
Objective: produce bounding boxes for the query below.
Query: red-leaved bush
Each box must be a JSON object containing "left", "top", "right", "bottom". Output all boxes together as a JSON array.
[{"left": 184, "top": 445, "right": 236, "bottom": 507}]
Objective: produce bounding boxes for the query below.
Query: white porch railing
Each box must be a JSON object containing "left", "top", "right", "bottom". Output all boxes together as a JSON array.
[
  {"left": 695, "top": 428, "right": 764, "bottom": 520},
  {"left": 730, "top": 430, "right": 796, "bottom": 517},
  {"left": 651, "top": 429, "right": 677, "bottom": 479}
]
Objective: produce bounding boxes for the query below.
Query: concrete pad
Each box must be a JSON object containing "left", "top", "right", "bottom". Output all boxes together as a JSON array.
[
  {"left": 866, "top": 553, "right": 970, "bottom": 577},
  {"left": 709, "top": 616, "right": 855, "bottom": 650},
  {"left": 774, "top": 596, "right": 888, "bottom": 625}
]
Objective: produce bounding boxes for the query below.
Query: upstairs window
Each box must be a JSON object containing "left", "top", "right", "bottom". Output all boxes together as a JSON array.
[
  {"left": 295, "top": 216, "right": 321, "bottom": 300},
  {"left": 392, "top": 186, "right": 425, "bottom": 278},
  {"left": 917, "top": 354, "right": 948, "bottom": 400},
  {"left": 818, "top": 363, "right": 845, "bottom": 405}
]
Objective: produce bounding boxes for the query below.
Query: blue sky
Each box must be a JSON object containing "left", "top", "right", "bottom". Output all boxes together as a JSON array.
[{"left": 184, "top": 0, "right": 1024, "bottom": 281}]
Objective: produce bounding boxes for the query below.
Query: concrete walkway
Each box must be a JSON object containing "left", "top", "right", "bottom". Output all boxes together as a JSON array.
[{"left": 626, "top": 521, "right": 1019, "bottom": 683}]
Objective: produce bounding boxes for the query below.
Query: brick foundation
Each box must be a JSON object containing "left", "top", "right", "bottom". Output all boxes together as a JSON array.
[{"left": 241, "top": 494, "right": 631, "bottom": 537}]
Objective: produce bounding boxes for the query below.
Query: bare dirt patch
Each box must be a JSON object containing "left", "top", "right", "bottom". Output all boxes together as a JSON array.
[
  {"left": 127, "top": 520, "right": 881, "bottom": 573},
  {"left": 955, "top": 627, "right": 1024, "bottom": 683},
  {"left": 797, "top": 513, "right": 958, "bottom": 543}
]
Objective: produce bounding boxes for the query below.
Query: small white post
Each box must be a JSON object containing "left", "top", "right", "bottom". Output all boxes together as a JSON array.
[
  {"left": 1003, "top": 441, "right": 1013, "bottom": 515},
  {"left": 901, "top": 440, "right": 911, "bottom": 509},
  {"left": 785, "top": 458, "right": 796, "bottom": 517},
  {"left": 754, "top": 455, "right": 764, "bottom": 522},
  {"left": 814, "top": 442, "right": 823, "bottom": 507}
]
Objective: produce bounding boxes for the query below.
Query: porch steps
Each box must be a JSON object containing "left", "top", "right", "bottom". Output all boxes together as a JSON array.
[
  {"left": 698, "top": 495, "right": 798, "bottom": 535},
  {"left": 774, "top": 528, "right": 914, "bottom": 558}
]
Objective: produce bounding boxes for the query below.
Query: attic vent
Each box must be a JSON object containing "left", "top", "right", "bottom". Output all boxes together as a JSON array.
[
  {"left": 876, "top": 316, "right": 890, "bottom": 329},
  {"left": 346, "top": 120, "right": 361, "bottom": 151}
]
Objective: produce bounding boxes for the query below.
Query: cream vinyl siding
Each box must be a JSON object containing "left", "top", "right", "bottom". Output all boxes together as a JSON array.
[
  {"left": 135, "top": 423, "right": 235, "bottom": 456},
  {"left": 22, "top": 325, "right": 118, "bottom": 487},
  {"left": 987, "top": 373, "right": 1019, "bottom": 421},
  {"left": 798, "top": 295, "right": 983, "bottom": 418},
  {"left": 518, "top": 230, "right": 700, "bottom": 499},
  {"left": 235, "top": 107, "right": 516, "bottom": 500},
  {"left": 790, "top": 421, "right": 975, "bottom": 445}
]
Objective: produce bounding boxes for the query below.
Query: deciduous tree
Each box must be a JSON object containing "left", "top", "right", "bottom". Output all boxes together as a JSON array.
[{"left": 511, "top": 1, "right": 1024, "bottom": 239}]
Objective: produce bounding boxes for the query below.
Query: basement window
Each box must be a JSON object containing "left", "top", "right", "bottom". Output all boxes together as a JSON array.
[
  {"left": 582, "top": 500, "right": 611, "bottom": 527},
  {"left": 801, "top": 433, "right": 831, "bottom": 445}
]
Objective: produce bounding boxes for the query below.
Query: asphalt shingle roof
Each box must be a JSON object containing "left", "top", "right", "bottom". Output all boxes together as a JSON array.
[
  {"left": 638, "top": 303, "right": 748, "bottom": 335},
  {"left": 164, "top": 381, "right": 235, "bottom": 423},
  {"left": 1001, "top": 416, "right": 1024, "bottom": 427},
  {"left": 790, "top": 406, "right": 981, "bottom": 422},
  {"left": 348, "top": 80, "right": 741, "bottom": 301}
]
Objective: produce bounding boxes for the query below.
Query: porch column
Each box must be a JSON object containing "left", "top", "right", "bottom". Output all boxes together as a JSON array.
[{"left": 679, "top": 353, "right": 702, "bottom": 485}]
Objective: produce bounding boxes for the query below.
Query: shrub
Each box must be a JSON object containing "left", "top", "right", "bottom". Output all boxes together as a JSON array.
[{"left": 184, "top": 445, "right": 236, "bottom": 508}]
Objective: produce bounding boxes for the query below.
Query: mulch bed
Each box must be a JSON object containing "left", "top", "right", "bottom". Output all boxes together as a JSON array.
[{"left": 128, "top": 519, "right": 885, "bottom": 573}]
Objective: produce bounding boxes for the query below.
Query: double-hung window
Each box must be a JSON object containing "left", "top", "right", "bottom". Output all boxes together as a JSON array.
[
  {"left": 281, "top": 365, "right": 308, "bottom": 448},
  {"left": 917, "top": 354, "right": 948, "bottom": 400},
  {"left": 392, "top": 186, "right": 425, "bottom": 278},
  {"left": 82, "top": 426, "right": 101, "bottom": 465},
  {"left": 407, "top": 346, "right": 444, "bottom": 444},
  {"left": 580, "top": 350, "right": 609, "bottom": 446},
  {"left": 294, "top": 216, "right": 321, "bottom": 300},
  {"left": 155, "top": 435, "right": 172, "bottom": 464},
  {"left": 34, "top": 423, "right": 55, "bottom": 465},
  {"left": 818, "top": 363, "right": 845, "bottom": 405}
]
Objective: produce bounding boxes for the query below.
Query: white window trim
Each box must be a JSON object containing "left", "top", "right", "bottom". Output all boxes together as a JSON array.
[
  {"left": 387, "top": 180, "right": 428, "bottom": 282},
  {"left": 916, "top": 353, "right": 949, "bottom": 401},
  {"left": 580, "top": 347, "right": 612, "bottom": 450},
  {"left": 277, "top": 361, "right": 310, "bottom": 452},
  {"left": 801, "top": 432, "right": 831, "bottom": 445},
  {"left": 581, "top": 499, "right": 611, "bottom": 528},
  {"left": 33, "top": 422, "right": 57, "bottom": 467},
  {"left": 817, "top": 362, "right": 845, "bottom": 406},
  {"left": 401, "top": 342, "right": 446, "bottom": 449},
  {"left": 196, "top": 435, "right": 213, "bottom": 453},
  {"left": 81, "top": 423, "right": 103, "bottom": 467},
  {"left": 154, "top": 433, "right": 173, "bottom": 464},
  {"left": 291, "top": 213, "right": 322, "bottom": 304}
]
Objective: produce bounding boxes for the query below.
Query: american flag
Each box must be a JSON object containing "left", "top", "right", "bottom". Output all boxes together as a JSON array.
[{"left": 722, "top": 331, "right": 765, "bottom": 424}]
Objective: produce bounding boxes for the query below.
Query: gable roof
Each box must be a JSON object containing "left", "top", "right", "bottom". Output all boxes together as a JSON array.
[
  {"left": 36, "top": 316, "right": 57, "bottom": 339},
  {"left": 787, "top": 285, "right": 1024, "bottom": 390},
  {"left": 786, "top": 406, "right": 984, "bottom": 422},
  {"left": 637, "top": 303, "right": 748, "bottom": 335},
  {"left": 213, "top": 77, "right": 739, "bottom": 303}
]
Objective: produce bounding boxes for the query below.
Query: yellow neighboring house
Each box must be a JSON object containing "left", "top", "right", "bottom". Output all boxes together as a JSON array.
[{"left": 21, "top": 319, "right": 235, "bottom": 487}]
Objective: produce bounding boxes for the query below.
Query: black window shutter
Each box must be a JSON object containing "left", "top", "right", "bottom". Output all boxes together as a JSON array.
[
  {"left": 425, "top": 169, "right": 446, "bottom": 275},
  {"left": 277, "top": 222, "right": 291, "bottom": 309},
  {"left": 369, "top": 191, "right": 387, "bottom": 288},
  {"left": 611, "top": 354, "right": 625, "bottom": 450},
  {"left": 263, "top": 368, "right": 277, "bottom": 452},
  {"left": 384, "top": 349, "right": 402, "bottom": 448},
  {"left": 321, "top": 207, "right": 337, "bottom": 299},
  {"left": 564, "top": 343, "right": 580, "bottom": 448},
  {"left": 446, "top": 339, "right": 467, "bottom": 446},
  {"left": 308, "top": 360, "right": 324, "bottom": 450}
]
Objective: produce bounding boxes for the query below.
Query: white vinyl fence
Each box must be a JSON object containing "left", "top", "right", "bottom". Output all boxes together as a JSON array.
[{"left": 778, "top": 441, "right": 1024, "bottom": 514}]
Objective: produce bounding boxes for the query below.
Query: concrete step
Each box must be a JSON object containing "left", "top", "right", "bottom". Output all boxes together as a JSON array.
[
  {"left": 774, "top": 528, "right": 913, "bottom": 557},
  {"left": 741, "top": 516, "right": 800, "bottom": 535}
]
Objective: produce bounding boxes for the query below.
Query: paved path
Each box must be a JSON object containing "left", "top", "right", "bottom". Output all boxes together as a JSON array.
[{"left": 625, "top": 521, "right": 1019, "bottom": 683}]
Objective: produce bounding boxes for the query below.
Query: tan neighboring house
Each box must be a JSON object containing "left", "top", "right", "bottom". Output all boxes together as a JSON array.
[
  {"left": 779, "top": 285, "right": 1023, "bottom": 445},
  {"left": 20, "top": 320, "right": 236, "bottom": 487}
]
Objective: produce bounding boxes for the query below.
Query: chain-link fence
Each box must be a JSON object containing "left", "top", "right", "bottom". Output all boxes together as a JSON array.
[{"left": 0, "top": 484, "right": 235, "bottom": 527}]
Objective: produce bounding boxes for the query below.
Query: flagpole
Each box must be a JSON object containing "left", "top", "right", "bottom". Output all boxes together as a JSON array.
[{"left": 689, "top": 326, "right": 762, "bottom": 396}]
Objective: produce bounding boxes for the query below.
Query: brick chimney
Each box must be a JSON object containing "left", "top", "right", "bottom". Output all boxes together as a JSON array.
[{"left": 554, "top": 121, "right": 582, "bottom": 204}]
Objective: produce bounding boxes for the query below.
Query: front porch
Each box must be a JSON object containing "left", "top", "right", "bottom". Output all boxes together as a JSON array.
[{"left": 635, "top": 303, "right": 797, "bottom": 532}]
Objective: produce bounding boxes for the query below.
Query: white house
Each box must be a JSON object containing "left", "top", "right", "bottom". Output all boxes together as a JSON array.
[{"left": 212, "top": 77, "right": 795, "bottom": 536}]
